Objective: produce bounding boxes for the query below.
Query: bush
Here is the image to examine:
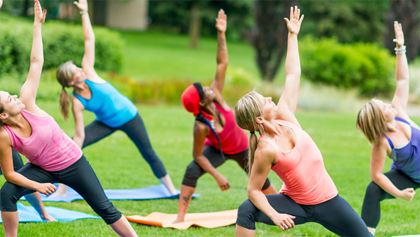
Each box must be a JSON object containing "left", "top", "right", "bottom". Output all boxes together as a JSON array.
[
  {"left": 300, "top": 37, "right": 394, "bottom": 96},
  {"left": 0, "top": 15, "right": 123, "bottom": 76}
]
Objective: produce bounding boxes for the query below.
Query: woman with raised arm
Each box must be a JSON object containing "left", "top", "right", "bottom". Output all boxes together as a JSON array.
[
  {"left": 176, "top": 9, "right": 276, "bottom": 223},
  {"left": 0, "top": 0, "right": 54, "bottom": 223},
  {"left": 0, "top": 1, "right": 137, "bottom": 236},
  {"left": 54, "top": 0, "right": 176, "bottom": 197},
  {"left": 234, "top": 6, "right": 371, "bottom": 236},
  {"left": 357, "top": 22, "right": 419, "bottom": 236}
]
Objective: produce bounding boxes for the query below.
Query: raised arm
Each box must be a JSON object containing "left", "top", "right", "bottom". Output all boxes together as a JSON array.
[
  {"left": 19, "top": 0, "right": 46, "bottom": 112},
  {"left": 74, "top": 0, "right": 95, "bottom": 73},
  {"left": 391, "top": 21, "right": 409, "bottom": 112},
  {"left": 211, "top": 10, "right": 228, "bottom": 99},
  {"left": 277, "top": 6, "right": 304, "bottom": 114}
]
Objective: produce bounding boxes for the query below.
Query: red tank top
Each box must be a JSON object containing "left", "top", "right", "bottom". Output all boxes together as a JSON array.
[
  {"left": 264, "top": 120, "right": 337, "bottom": 205},
  {"left": 204, "top": 103, "right": 248, "bottom": 154}
]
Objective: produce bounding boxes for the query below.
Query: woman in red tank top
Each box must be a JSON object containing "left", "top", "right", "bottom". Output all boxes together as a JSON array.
[
  {"left": 175, "top": 10, "right": 276, "bottom": 223},
  {"left": 234, "top": 6, "right": 370, "bottom": 236}
]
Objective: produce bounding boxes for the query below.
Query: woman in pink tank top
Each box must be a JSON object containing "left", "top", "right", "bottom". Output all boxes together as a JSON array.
[
  {"left": 175, "top": 10, "right": 276, "bottom": 223},
  {"left": 234, "top": 6, "right": 370, "bottom": 237},
  {"left": 0, "top": 1, "right": 137, "bottom": 236}
]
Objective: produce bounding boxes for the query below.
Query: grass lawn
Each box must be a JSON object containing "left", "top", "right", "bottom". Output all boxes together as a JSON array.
[{"left": 0, "top": 100, "right": 419, "bottom": 236}]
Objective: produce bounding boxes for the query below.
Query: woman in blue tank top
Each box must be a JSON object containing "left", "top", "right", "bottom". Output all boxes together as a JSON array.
[
  {"left": 54, "top": 0, "right": 176, "bottom": 197},
  {"left": 357, "top": 21, "right": 420, "bottom": 236}
]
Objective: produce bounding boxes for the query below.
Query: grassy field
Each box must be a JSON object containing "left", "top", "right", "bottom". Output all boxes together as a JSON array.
[
  {"left": 0, "top": 30, "right": 420, "bottom": 236},
  {"left": 0, "top": 101, "right": 419, "bottom": 236}
]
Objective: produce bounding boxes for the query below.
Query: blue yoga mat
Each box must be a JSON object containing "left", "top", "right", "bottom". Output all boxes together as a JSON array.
[
  {"left": 33, "top": 184, "right": 198, "bottom": 202},
  {"left": 0, "top": 203, "right": 98, "bottom": 223}
]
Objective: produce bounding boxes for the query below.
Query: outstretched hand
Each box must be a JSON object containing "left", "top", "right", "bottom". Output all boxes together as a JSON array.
[
  {"left": 284, "top": 6, "right": 304, "bottom": 35},
  {"left": 74, "top": 0, "right": 88, "bottom": 12},
  {"left": 393, "top": 21, "right": 404, "bottom": 47},
  {"left": 215, "top": 9, "right": 227, "bottom": 33},
  {"left": 34, "top": 0, "right": 47, "bottom": 24}
]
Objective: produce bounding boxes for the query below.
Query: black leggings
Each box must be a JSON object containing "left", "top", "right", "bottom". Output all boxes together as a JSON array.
[
  {"left": 182, "top": 146, "right": 271, "bottom": 189},
  {"left": 83, "top": 113, "right": 167, "bottom": 178},
  {"left": 361, "top": 169, "right": 420, "bottom": 228},
  {"left": 237, "top": 194, "right": 371, "bottom": 237},
  {"left": 0, "top": 156, "right": 122, "bottom": 224}
]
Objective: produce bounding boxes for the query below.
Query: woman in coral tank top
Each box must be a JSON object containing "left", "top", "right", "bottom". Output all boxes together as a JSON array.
[
  {"left": 234, "top": 6, "right": 370, "bottom": 237},
  {"left": 0, "top": 1, "right": 136, "bottom": 236}
]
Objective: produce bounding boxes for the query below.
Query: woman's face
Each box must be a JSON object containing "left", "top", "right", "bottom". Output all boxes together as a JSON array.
[
  {"left": 261, "top": 96, "right": 276, "bottom": 121},
  {"left": 202, "top": 86, "right": 216, "bottom": 105},
  {"left": 0, "top": 91, "right": 25, "bottom": 118},
  {"left": 69, "top": 64, "right": 86, "bottom": 86},
  {"left": 374, "top": 99, "right": 397, "bottom": 122}
]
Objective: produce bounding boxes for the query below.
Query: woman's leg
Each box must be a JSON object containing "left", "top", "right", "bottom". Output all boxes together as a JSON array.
[
  {"left": 119, "top": 114, "right": 176, "bottom": 193},
  {"left": 230, "top": 150, "right": 274, "bottom": 193},
  {"left": 236, "top": 194, "right": 308, "bottom": 237},
  {"left": 0, "top": 163, "right": 55, "bottom": 237},
  {"left": 58, "top": 156, "right": 137, "bottom": 237},
  {"left": 175, "top": 146, "right": 227, "bottom": 222},
  {"left": 361, "top": 169, "right": 420, "bottom": 233},
  {"left": 51, "top": 121, "right": 116, "bottom": 197},
  {"left": 313, "top": 195, "right": 371, "bottom": 237}
]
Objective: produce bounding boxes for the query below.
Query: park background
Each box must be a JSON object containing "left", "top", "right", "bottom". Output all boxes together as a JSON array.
[{"left": 1, "top": 0, "right": 420, "bottom": 236}]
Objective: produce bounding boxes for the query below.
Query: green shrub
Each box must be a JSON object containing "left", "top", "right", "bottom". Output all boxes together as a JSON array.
[
  {"left": 0, "top": 15, "right": 123, "bottom": 76},
  {"left": 301, "top": 37, "right": 394, "bottom": 96}
]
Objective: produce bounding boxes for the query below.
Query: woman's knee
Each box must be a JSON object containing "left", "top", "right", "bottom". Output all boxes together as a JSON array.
[
  {"left": 236, "top": 199, "right": 258, "bottom": 230},
  {"left": 365, "top": 182, "right": 385, "bottom": 200},
  {"left": 0, "top": 183, "right": 21, "bottom": 211},
  {"left": 181, "top": 163, "right": 203, "bottom": 187},
  {"left": 93, "top": 202, "right": 122, "bottom": 225}
]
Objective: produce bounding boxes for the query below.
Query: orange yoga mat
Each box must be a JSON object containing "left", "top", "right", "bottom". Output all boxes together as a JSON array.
[{"left": 127, "top": 209, "right": 237, "bottom": 230}]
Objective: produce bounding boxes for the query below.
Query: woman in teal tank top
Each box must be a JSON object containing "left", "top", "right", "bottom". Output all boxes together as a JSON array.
[{"left": 54, "top": 0, "right": 176, "bottom": 197}]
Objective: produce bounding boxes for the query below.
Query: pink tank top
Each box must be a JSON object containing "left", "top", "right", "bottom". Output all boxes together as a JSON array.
[
  {"left": 204, "top": 103, "right": 248, "bottom": 154},
  {"left": 3, "top": 110, "right": 82, "bottom": 172},
  {"left": 264, "top": 120, "right": 337, "bottom": 205}
]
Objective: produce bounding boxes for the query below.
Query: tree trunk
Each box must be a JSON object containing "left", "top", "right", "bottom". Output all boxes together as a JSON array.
[
  {"left": 251, "top": 0, "right": 297, "bottom": 81},
  {"left": 384, "top": 0, "right": 419, "bottom": 62},
  {"left": 189, "top": 1, "right": 201, "bottom": 49}
]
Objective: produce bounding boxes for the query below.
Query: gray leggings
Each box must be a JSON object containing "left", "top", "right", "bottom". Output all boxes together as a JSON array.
[
  {"left": 83, "top": 113, "right": 167, "bottom": 178},
  {"left": 0, "top": 156, "right": 121, "bottom": 224},
  {"left": 237, "top": 194, "right": 371, "bottom": 237},
  {"left": 182, "top": 146, "right": 271, "bottom": 189},
  {"left": 361, "top": 169, "right": 420, "bottom": 228}
]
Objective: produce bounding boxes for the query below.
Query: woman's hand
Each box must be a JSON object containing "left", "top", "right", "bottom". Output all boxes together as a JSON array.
[
  {"left": 215, "top": 9, "right": 227, "bottom": 33},
  {"left": 398, "top": 187, "right": 415, "bottom": 201},
  {"left": 284, "top": 6, "right": 304, "bottom": 35},
  {"left": 215, "top": 174, "right": 230, "bottom": 191},
  {"left": 35, "top": 183, "right": 56, "bottom": 195},
  {"left": 34, "top": 0, "right": 47, "bottom": 24},
  {"left": 74, "top": 0, "right": 88, "bottom": 13},
  {"left": 271, "top": 212, "right": 296, "bottom": 231},
  {"left": 393, "top": 21, "right": 404, "bottom": 47}
]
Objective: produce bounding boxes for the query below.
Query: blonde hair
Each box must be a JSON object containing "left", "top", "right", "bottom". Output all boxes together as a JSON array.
[
  {"left": 56, "top": 61, "right": 74, "bottom": 119},
  {"left": 235, "top": 91, "right": 265, "bottom": 173},
  {"left": 356, "top": 99, "right": 389, "bottom": 144}
]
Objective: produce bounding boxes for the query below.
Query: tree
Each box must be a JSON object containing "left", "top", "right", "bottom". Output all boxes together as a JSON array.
[
  {"left": 250, "top": 0, "right": 297, "bottom": 82},
  {"left": 384, "top": 0, "right": 419, "bottom": 62}
]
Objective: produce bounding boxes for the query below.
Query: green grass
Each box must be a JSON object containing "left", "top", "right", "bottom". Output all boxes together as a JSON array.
[
  {"left": 119, "top": 31, "right": 261, "bottom": 82},
  {"left": 1, "top": 100, "right": 419, "bottom": 236}
]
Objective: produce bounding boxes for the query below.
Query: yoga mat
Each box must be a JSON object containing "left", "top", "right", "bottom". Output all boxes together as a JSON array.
[
  {"left": 0, "top": 203, "right": 98, "bottom": 223},
  {"left": 32, "top": 184, "right": 198, "bottom": 202},
  {"left": 127, "top": 209, "right": 237, "bottom": 230}
]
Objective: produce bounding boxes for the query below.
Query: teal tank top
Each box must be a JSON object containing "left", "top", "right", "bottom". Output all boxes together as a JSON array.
[{"left": 73, "top": 79, "right": 137, "bottom": 128}]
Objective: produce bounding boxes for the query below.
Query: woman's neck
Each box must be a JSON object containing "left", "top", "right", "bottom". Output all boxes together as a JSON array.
[
  {"left": 4, "top": 113, "right": 27, "bottom": 128},
  {"left": 73, "top": 81, "right": 87, "bottom": 93}
]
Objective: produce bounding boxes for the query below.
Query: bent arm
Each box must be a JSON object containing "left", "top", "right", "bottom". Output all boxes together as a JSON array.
[{"left": 72, "top": 98, "right": 85, "bottom": 147}]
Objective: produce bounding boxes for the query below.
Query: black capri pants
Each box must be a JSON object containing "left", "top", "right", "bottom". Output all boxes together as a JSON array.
[
  {"left": 182, "top": 146, "right": 271, "bottom": 189},
  {"left": 0, "top": 156, "right": 121, "bottom": 225},
  {"left": 82, "top": 113, "right": 167, "bottom": 178},
  {"left": 361, "top": 169, "right": 420, "bottom": 228},
  {"left": 237, "top": 194, "right": 371, "bottom": 237}
]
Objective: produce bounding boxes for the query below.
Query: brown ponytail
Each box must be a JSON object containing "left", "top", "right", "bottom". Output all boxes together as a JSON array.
[{"left": 59, "top": 88, "right": 70, "bottom": 119}]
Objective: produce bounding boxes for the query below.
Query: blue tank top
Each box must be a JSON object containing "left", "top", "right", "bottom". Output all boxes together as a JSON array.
[
  {"left": 73, "top": 79, "right": 137, "bottom": 128},
  {"left": 385, "top": 117, "right": 420, "bottom": 183}
]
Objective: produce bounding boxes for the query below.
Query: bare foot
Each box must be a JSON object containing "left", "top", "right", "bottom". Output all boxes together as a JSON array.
[
  {"left": 172, "top": 215, "right": 184, "bottom": 224},
  {"left": 42, "top": 213, "right": 56, "bottom": 222}
]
